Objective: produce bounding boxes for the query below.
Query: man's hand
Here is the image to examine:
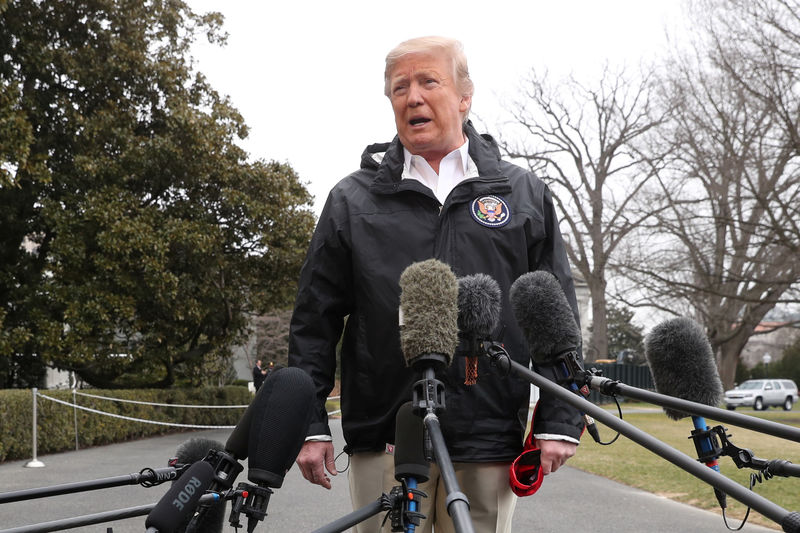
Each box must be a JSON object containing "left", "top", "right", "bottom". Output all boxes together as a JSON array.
[
  {"left": 296, "top": 440, "right": 338, "bottom": 489},
  {"left": 534, "top": 439, "right": 577, "bottom": 475}
]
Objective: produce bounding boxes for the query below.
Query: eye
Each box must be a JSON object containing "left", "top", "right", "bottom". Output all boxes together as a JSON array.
[{"left": 392, "top": 84, "right": 408, "bottom": 96}]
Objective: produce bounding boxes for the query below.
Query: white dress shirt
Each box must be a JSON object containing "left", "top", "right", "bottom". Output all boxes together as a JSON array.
[{"left": 402, "top": 140, "right": 478, "bottom": 204}]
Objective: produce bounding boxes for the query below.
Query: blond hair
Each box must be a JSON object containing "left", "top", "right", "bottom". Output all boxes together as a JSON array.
[{"left": 384, "top": 36, "right": 474, "bottom": 121}]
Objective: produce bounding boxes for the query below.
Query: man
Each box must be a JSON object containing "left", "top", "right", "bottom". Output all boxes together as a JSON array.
[
  {"left": 289, "top": 36, "right": 583, "bottom": 532},
  {"left": 252, "top": 359, "right": 266, "bottom": 391}
]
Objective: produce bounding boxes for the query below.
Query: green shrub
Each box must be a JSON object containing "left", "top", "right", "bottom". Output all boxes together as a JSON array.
[{"left": 0, "top": 386, "right": 251, "bottom": 462}]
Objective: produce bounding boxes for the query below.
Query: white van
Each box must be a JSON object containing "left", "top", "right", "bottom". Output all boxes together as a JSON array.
[{"left": 724, "top": 379, "right": 799, "bottom": 411}]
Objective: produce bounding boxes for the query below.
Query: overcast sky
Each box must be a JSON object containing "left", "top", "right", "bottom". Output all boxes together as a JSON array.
[{"left": 188, "top": 1, "right": 685, "bottom": 216}]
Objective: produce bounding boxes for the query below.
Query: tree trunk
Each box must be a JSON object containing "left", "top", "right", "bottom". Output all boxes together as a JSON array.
[
  {"left": 717, "top": 340, "right": 745, "bottom": 391},
  {"left": 587, "top": 278, "right": 608, "bottom": 362}
]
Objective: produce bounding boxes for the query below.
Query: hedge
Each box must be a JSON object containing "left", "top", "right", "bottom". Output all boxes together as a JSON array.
[{"left": 0, "top": 386, "right": 252, "bottom": 463}]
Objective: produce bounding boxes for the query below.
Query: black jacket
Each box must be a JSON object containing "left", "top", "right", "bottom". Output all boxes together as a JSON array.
[{"left": 289, "top": 122, "right": 584, "bottom": 462}]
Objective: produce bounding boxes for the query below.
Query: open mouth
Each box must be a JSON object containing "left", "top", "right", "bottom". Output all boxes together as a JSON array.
[{"left": 409, "top": 117, "right": 431, "bottom": 126}]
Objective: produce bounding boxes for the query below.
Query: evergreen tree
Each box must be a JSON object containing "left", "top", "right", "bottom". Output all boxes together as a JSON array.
[{"left": 0, "top": 0, "right": 315, "bottom": 387}]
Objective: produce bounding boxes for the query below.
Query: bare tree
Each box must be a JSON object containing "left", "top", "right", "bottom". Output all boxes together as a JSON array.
[
  {"left": 496, "top": 65, "right": 670, "bottom": 361},
  {"left": 616, "top": 0, "right": 800, "bottom": 389},
  {"left": 707, "top": 0, "right": 800, "bottom": 249}
]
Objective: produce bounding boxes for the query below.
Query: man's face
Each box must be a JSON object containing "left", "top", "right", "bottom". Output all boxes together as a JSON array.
[{"left": 388, "top": 51, "right": 470, "bottom": 165}]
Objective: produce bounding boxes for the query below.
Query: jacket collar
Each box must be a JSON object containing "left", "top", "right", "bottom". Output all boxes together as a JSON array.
[{"left": 365, "top": 121, "right": 507, "bottom": 195}]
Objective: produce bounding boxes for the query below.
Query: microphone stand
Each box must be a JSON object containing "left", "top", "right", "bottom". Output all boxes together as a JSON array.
[
  {"left": 410, "top": 354, "right": 475, "bottom": 533},
  {"left": 575, "top": 364, "right": 800, "bottom": 443},
  {"left": 0, "top": 466, "right": 185, "bottom": 504},
  {"left": 310, "top": 483, "right": 425, "bottom": 533},
  {"left": 482, "top": 343, "right": 800, "bottom": 533},
  {"left": 0, "top": 492, "right": 230, "bottom": 533}
]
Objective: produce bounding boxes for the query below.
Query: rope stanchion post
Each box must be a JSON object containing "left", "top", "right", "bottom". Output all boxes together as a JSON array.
[
  {"left": 72, "top": 388, "right": 79, "bottom": 451},
  {"left": 24, "top": 388, "right": 45, "bottom": 468}
]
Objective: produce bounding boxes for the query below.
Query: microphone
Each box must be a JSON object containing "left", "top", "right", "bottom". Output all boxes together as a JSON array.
[
  {"left": 184, "top": 370, "right": 287, "bottom": 532},
  {"left": 147, "top": 435, "right": 234, "bottom": 533},
  {"left": 247, "top": 366, "right": 315, "bottom": 488},
  {"left": 233, "top": 366, "right": 315, "bottom": 533},
  {"left": 174, "top": 438, "right": 226, "bottom": 466},
  {"left": 457, "top": 273, "right": 502, "bottom": 343},
  {"left": 456, "top": 274, "right": 502, "bottom": 385},
  {"left": 644, "top": 316, "right": 727, "bottom": 509},
  {"left": 399, "top": 258, "right": 460, "bottom": 372},
  {"left": 398, "top": 259, "right": 475, "bottom": 533},
  {"left": 145, "top": 461, "right": 217, "bottom": 533},
  {"left": 509, "top": 271, "right": 581, "bottom": 360},
  {"left": 394, "top": 401, "right": 429, "bottom": 532},
  {"left": 394, "top": 401, "right": 430, "bottom": 483},
  {"left": 169, "top": 438, "right": 227, "bottom": 533},
  {"left": 224, "top": 391, "right": 260, "bottom": 461},
  {"left": 509, "top": 270, "right": 599, "bottom": 442}
]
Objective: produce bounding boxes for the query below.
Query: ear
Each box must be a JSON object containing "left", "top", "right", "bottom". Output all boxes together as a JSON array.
[{"left": 459, "top": 94, "right": 472, "bottom": 113}]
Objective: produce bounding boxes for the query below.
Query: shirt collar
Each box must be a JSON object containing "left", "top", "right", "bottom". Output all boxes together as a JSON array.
[{"left": 402, "top": 139, "right": 470, "bottom": 177}]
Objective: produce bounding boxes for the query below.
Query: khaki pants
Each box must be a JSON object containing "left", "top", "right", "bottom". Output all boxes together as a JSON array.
[{"left": 348, "top": 451, "right": 516, "bottom": 533}]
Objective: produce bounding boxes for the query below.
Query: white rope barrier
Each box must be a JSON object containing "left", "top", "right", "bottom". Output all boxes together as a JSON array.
[
  {"left": 72, "top": 390, "right": 340, "bottom": 414},
  {"left": 38, "top": 393, "right": 236, "bottom": 429},
  {"left": 25, "top": 388, "right": 344, "bottom": 467},
  {"left": 73, "top": 390, "right": 249, "bottom": 409}
]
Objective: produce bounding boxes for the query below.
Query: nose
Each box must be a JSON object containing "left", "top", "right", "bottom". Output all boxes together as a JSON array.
[{"left": 407, "top": 81, "right": 424, "bottom": 107}]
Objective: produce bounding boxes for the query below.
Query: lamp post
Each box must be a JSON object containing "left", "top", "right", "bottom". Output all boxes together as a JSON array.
[{"left": 762, "top": 353, "right": 772, "bottom": 378}]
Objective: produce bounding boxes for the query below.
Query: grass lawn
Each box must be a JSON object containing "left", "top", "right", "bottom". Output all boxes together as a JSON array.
[{"left": 570, "top": 403, "right": 800, "bottom": 530}]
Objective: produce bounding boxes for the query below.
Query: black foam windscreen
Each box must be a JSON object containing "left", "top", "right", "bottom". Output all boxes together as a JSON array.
[
  {"left": 509, "top": 270, "right": 581, "bottom": 362},
  {"left": 247, "top": 367, "right": 315, "bottom": 488},
  {"left": 175, "top": 437, "right": 224, "bottom": 465},
  {"left": 145, "top": 461, "right": 215, "bottom": 532},
  {"left": 170, "top": 438, "right": 226, "bottom": 533},
  {"left": 644, "top": 317, "right": 724, "bottom": 420},
  {"left": 225, "top": 384, "right": 269, "bottom": 460},
  {"left": 399, "top": 259, "right": 459, "bottom": 366},
  {"left": 457, "top": 273, "right": 502, "bottom": 339},
  {"left": 394, "top": 401, "right": 430, "bottom": 483}
]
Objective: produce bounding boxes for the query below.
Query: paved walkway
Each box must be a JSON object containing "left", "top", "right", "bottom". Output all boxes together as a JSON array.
[{"left": 0, "top": 420, "right": 780, "bottom": 532}]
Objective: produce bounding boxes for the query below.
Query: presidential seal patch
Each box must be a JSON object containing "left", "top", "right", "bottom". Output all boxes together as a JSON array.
[{"left": 470, "top": 195, "right": 510, "bottom": 228}]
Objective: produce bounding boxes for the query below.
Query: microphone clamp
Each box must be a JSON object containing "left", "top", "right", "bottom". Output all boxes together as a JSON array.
[
  {"left": 712, "top": 425, "right": 800, "bottom": 479},
  {"left": 412, "top": 370, "right": 447, "bottom": 417},
  {"left": 228, "top": 481, "right": 273, "bottom": 533},
  {"left": 388, "top": 481, "right": 427, "bottom": 532},
  {"left": 185, "top": 448, "right": 244, "bottom": 533},
  {"left": 482, "top": 340, "right": 512, "bottom": 375},
  {"left": 205, "top": 449, "right": 244, "bottom": 491},
  {"left": 689, "top": 425, "right": 724, "bottom": 465},
  {"left": 550, "top": 350, "right": 591, "bottom": 397}
]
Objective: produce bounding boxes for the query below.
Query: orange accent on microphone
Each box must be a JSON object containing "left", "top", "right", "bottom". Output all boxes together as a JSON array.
[{"left": 465, "top": 356, "right": 478, "bottom": 385}]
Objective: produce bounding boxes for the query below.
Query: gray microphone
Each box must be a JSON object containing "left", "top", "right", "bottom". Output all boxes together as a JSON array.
[
  {"left": 510, "top": 270, "right": 599, "bottom": 442},
  {"left": 644, "top": 317, "right": 724, "bottom": 420},
  {"left": 645, "top": 317, "right": 727, "bottom": 509},
  {"left": 457, "top": 273, "right": 502, "bottom": 344},
  {"left": 509, "top": 270, "right": 581, "bottom": 362},
  {"left": 457, "top": 273, "right": 503, "bottom": 384},
  {"left": 399, "top": 258, "right": 460, "bottom": 371},
  {"left": 398, "top": 259, "right": 475, "bottom": 532}
]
